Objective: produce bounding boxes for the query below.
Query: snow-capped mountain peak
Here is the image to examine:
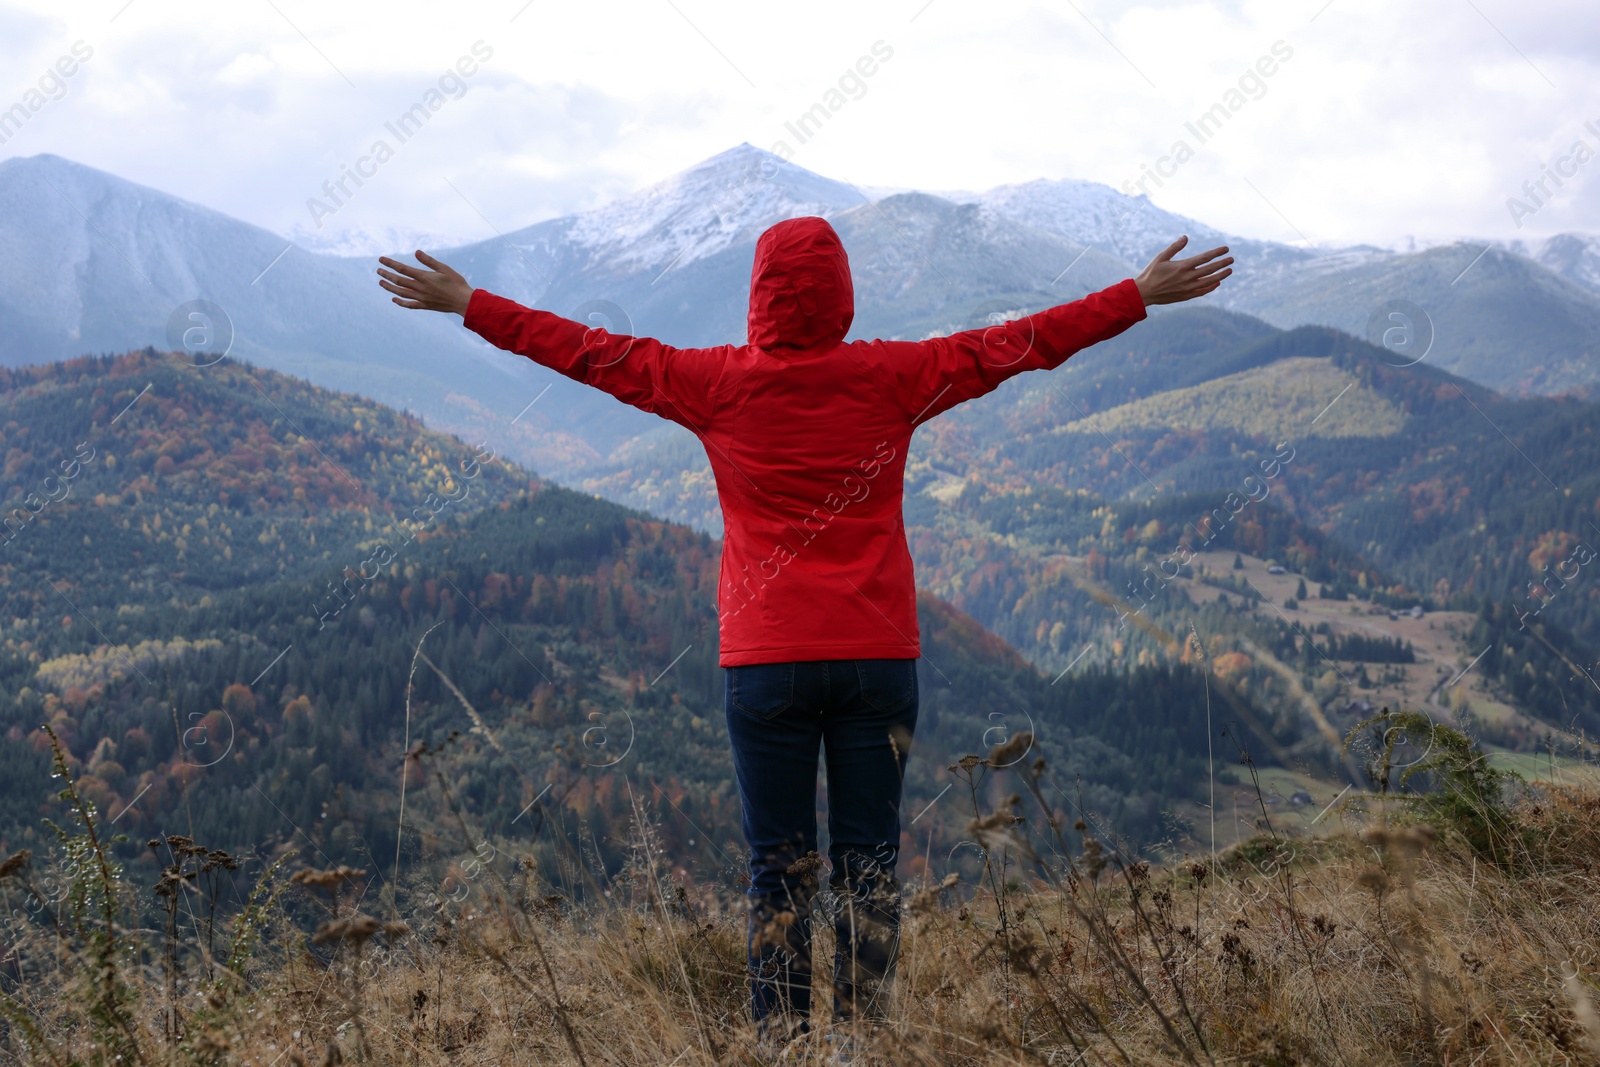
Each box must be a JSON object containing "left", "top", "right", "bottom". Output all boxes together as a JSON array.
[
  {"left": 1525, "top": 232, "right": 1600, "bottom": 291},
  {"left": 561, "top": 143, "right": 865, "bottom": 272},
  {"left": 962, "top": 176, "right": 1228, "bottom": 264}
]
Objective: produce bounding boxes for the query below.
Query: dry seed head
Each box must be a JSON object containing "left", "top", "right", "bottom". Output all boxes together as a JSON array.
[
  {"left": 912, "top": 873, "right": 961, "bottom": 914},
  {"left": 0, "top": 850, "right": 29, "bottom": 880},
  {"left": 1081, "top": 837, "right": 1107, "bottom": 879},
  {"left": 968, "top": 811, "right": 1020, "bottom": 833},
  {"left": 1356, "top": 867, "right": 1391, "bottom": 894},
  {"left": 1561, "top": 966, "right": 1600, "bottom": 1056},
  {"left": 312, "top": 913, "right": 383, "bottom": 947},
  {"left": 784, "top": 851, "right": 822, "bottom": 878},
  {"left": 192, "top": 1030, "right": 230, "bottom": 1055},
  {"left": 292, "top": 866, "right": 368, "bottom": 895},
  {"left": 155, "top": 866, "right": 197, "bottom": 898},
  {"left": 1394, "top": 825, "right": 1435, "bottom": 854},
  {"left": 987, "top": 732, "right": 1033, "bottom": 767},
  {"left": 968, "top": 809, "right": 1026, "bottom": 853},
  {"left": 752, "top": 913, "right": 799, "bottom": 949},
  {"left": 163, "top": 834, "right": 206, "bottom": 858},
  {"left": 203, "top": 848, "right": 239, "bottom": 872},
  {"left": 888, "top": 723, "right": 912, "bottom": 761}
]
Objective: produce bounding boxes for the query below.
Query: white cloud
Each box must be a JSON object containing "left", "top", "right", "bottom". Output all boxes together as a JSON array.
[{"left": 0, "top": 0, "right": 1596, "bottom": 250}]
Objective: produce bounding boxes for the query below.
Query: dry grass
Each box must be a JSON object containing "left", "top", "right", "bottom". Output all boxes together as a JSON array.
[{"left": 5, "top": 731, "right": 1600, "bottom": 1066}]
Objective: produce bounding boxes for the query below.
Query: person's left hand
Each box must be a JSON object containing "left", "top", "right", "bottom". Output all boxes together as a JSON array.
[{"left": 377, "top": 251, "right": 473, "bottom": 315}]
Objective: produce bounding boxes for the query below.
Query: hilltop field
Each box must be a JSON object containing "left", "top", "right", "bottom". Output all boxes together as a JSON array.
[{"left": 3, "top": 724, "right": 1598, "bottom": 1066}]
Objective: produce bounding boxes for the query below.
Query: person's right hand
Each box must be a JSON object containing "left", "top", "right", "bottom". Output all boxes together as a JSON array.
[
  {"left": 1134, "top": 237, "right": 1233, "bottom": 305},
  {"left": 377, "top": 251, "right": 474, "bottom": 316}
]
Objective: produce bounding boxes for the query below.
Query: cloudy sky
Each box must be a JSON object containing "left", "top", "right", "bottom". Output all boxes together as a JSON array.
[{"left": 3, "top": 0, "right": 1598, "bottom": 253}]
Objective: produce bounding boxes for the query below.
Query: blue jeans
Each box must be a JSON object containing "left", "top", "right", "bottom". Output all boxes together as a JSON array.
[{"left": 723, "top": 658, "right": 919, "bottom": 1028}]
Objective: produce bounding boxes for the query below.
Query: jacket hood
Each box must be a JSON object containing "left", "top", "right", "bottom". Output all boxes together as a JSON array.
[{"left": 747, "top": 216, "right": 854, "bottom": 350}]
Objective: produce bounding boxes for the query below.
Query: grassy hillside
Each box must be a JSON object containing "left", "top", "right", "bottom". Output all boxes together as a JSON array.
[
  {"left": 3, "top": 713, "right": 1596, "bottom": 1065},
  {"left": 1069, "top": 356, "right": 1407, "bottom": 441},
  {"left": 914, "top": 324, "right": 1600, "bottom": 740}
]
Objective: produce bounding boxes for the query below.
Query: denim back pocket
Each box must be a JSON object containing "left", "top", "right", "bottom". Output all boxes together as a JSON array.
[
  {"left": 729, "top": 662, "right": 796, "bottom": 721},
  {"left": 854, "top": 658, "right": 918, "bottom": 713}
]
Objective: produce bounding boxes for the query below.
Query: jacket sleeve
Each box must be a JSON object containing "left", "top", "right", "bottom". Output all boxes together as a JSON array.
[
  {"left": 883, "top": 278, "right": 1147, "bottom": 426},
  {"left": 462, "top": 289, "right": 729, "bottom": 432}
]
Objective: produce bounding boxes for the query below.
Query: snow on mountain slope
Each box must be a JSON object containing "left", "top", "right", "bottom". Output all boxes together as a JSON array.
[
  {"left": 292, "top": 223, "right": 473, "bottom": 259},
  {"left": 963, "top": 177, "right": 1228, "bottom": 265},
  {"left": 965, "top": 174, "right": 1400, "bottom": 306},
  {"left": 0, "top": 153, "right": 493, "bottom": 382},
  {"left": 561, "top": 142, "right": 864, "bottom": 273},
  {"left": 1525, "top": 233, "right": 1600, "bottom": 294},
  {"left": 0, "top": 152, "right": 570, "bottom": 460}
]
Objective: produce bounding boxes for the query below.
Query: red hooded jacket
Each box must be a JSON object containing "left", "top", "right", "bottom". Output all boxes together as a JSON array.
[{"left": 463, "top": 217, "right": 1147, "bottom": 666}]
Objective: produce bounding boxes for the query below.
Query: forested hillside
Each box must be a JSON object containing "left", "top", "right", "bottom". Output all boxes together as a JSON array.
[{"left": 0, "top": 351, "right": 1291, "bottom": 906}]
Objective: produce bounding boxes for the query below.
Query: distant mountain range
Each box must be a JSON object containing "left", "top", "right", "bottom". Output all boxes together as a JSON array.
[{"left": 4, "top": 145, "right": 1598, "bottom": 486}]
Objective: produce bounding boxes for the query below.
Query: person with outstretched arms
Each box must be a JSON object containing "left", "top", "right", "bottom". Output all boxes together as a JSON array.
[{"left": 377, "top": 219, "right": 1230, "bottom": 1036}]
